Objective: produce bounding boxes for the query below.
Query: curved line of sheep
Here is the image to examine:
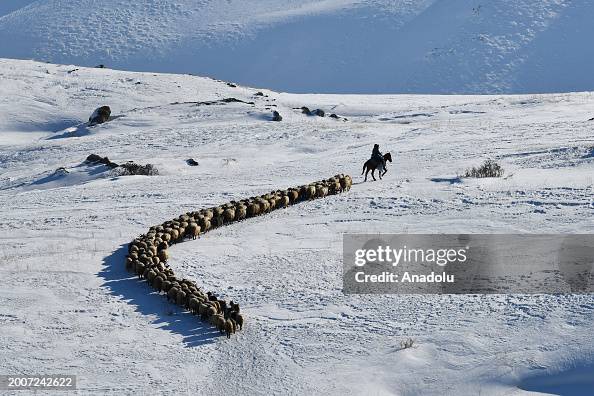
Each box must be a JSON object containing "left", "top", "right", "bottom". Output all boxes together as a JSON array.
[{"left": 124, "top": 174, "right": 353, "bottom": 339}]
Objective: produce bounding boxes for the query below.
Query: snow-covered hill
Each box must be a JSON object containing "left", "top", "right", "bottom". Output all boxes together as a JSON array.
[
  {"left": 1, "top": 0, "right": 594, "bottom": 94},
  {"left": 1, "top": 58, "right": 594, "bottom": 394}
]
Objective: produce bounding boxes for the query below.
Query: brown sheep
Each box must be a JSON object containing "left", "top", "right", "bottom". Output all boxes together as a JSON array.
[
  {"left": 235, "top": 205, "right": 247, "bottom": 220},
  {"left": 176, "top": 290, "right": 187, "bottom": 307},
  {"left": 206, "top": 306, "right": 217, "bottom": 320},
  {"left": 212, "top": 216, "right": 224, "bottom": 228},
  {"left": 189, "top": 297, "right": 201, "bottom": 315},
  {"left": 213, "top": 206, "right": 225, "bottom": 217},
  {"left": 153, "top": 275, "right": 164, "bottom": 292},
  {"left": 340, "top": 175, "right": 352, "bottom": 191},
  {"left": 158, "top": 249, "right": 169, "bottom": 263},
  {"left": 225, "top": 319, "right": 236, "bottom": 338},
  {"left": 198, "top": 303, "right": 209, "bottom": 319},
  {"left": 258, "top": 199, "right": 270, "bottom": 213},
  {"left": 306, "top": 185, "right": 316, "bottom": 200},
  {"left": 230, "top": 311, "right": 244, "bottom": 330},
  {"left": 278, "top": 195, "right": 289, "bottom": 208},
  {"left": 135, "top": 262, "right": 145, "bottom": 278},
  {"left": 167, "top": 287, "right": 179, "bottom": 302},
  {"left": 147, "top": 269, "right": 157, "bottom": 285},
  {"left": 187, "top": 223, "right": 201, "bottom": 240},
  {"left": 247, "top": 202, "right": 260, "bottom": 217},
  {"left": 223, "top": 208, "right": 236, "bottom": 223},
  {"left": 316, "top": 185, "right": 329, "bottom": 198}
]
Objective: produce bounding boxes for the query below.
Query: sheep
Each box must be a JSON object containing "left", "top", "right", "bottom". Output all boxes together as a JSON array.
[
  {"left": 225, "top": 319, "right": 236, "bottom": 338},
  {"left": 287, "top": 188, "right": 299, "bottom": 203},
  {"left": 316, "top": 185, "right": 329, "bottom": 198},
  {"left": 189, "top": 297, "right": 201, "bottom": 315},
  {"left": 210, "top": 312, "right": 222, "bottom": 326},
  {"left": 306, "top": 185, "right": 316, "bottom": 200},
  {"left": 124, "top": 173, "right": 354, "bottom": 341},
  {"left": 153, "top": 275, "right": 164, "bottom": 292},
  {"left": 176, "top": 290, "right": 187, "bottom": 307},
  {"left": 198, "top": 303, "right": 209, "bottom": 319},
  {"left": 278, "top": 195, "right": 289, "bottom": 208},
  {"left": 205, "top": 306, "right": 217, "bottom": 320},
  {"left": 230, "top": 311, "right": 244, "bottom": 330},
  {"left": 212, "top": 216, "right": 224, "bottom": 228},
  {"left": 158, "top": 249, "right": 169, "bottom": 263},
  {"left": 157, "top": 241, "right": 169, "bottom": 251},
  {"left": 167, "top": 286, "right": 179, "bottom": 302},
  {"left": 147, "top": 269, "right": 157, "bottom": 285},
  {"left": 340, "top": 175, "right": 352, "bottom": 191},
  {"left": 135, "top": 262, "right": 146, "bottom": 278},
  {"left": 247, "top": 202, "right": 260, "bottom": 217},
  {"left": 235, "top": 205, "right": 247, "bottom": 220},
  {"left": 187, "top": 223, "right": 201, "bottom": 240},
  {"left": 223, "top": 208, "right": 236, "bottom": 223},
  {"left": 169, "top": 228, "right": 180, "bottom": 243},
  {"left": 201, "top": 209, "right": 214, "bottom": 220},
  {"left": 258, "top": 199, "right": 271, "bottom": 213}
]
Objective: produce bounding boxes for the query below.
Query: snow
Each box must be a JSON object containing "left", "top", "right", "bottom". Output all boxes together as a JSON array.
[
  {"left": 1, "top": 58, "right": 594, "bottom": 394},
  {"left": 1, "top": 1, "right": 594, "bottom": 94}
]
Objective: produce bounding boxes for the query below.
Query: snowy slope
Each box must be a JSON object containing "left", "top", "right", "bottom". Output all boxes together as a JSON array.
[
  {"left": 1, "top": 59, "right": 594, "bottom": 395},
  {"left": 1, "top": 0, "right": 594, "bottom": 93}
]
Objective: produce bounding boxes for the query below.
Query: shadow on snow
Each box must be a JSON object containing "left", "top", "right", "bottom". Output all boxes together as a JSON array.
[{"left": 99, "top": 244, "right": 223, "bottom": 347}]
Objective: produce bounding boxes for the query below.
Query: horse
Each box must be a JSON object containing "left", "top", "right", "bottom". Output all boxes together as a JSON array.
[{"left": 362, "top": 152, "right": 392, "bottom": 181}]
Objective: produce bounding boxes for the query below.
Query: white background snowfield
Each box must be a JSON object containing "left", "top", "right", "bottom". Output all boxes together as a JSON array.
[
  {"left": 0, "top": 59, "right": 593, "bottom": 395},
  {"left": 1, "top": 0, "right": 594, "bottom": 94}
]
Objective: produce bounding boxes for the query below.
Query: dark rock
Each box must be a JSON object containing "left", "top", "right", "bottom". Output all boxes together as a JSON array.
[
  {"left": 187, "top": 158, "right": 199, "bottom": 166},
  {"left": 221, "top": 97, "right": 255, "bottom": 105},
  {"left": 588, "top": 117, "right": 594, "bottom": 121},
  {"left": 301, "top": 106, "right": 311, "bottom": 115},
  {"left": 89, "top": 106, "right": 111, "bottom": 125},
  {"left": 313, "top": 109, "right": 325, "bottom": 117},
  {"left": 95, "top": 64, "right": 105, "bottom": 68},
  {"left": 86, "top": 154, "right": 104, "bottom": 163},
  {"left": 227, "top": 82, "right": 237, "bottom": 87},
  {"left": 329, "top": 113, "right": 339, "bottom": 119},
  {"left": 255, "top": 91, "right": 264, "bottom": 96},
  {"left": 272, "top": 111, "right": 282, "bottom": 121},
  {"left": 116, "top": 162, "right": 158, "bottom": 176},
  {"left": 86, "top": 154, "right": 118, "bottom": 168},
  {"left": 54, "top": 167, "right": 69, "bottom": 176}
]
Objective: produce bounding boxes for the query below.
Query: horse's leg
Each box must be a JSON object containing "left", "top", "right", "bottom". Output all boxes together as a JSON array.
[
  {"left": 371, "top": 169, "right": 376, "bottom": 181},
  {"left": 364, "top": 168, "right": 369, "bottom": 182}
]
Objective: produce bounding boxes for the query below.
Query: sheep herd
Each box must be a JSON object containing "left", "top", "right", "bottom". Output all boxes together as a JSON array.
[{"left": 124, "top": 174, "right": 353, "bottom": 339}]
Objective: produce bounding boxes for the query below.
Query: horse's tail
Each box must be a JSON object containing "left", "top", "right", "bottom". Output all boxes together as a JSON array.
[{"left": 362, "top": 162, "right": 367, "bottom": 175}]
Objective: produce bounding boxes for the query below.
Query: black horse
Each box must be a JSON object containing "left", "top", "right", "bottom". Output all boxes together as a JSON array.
[{"left": 362, "top": 152, "right": 392, "bottom": 181}]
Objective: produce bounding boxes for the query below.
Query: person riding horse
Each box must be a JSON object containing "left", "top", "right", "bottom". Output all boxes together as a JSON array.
[
  {"left": 362, "top": 144, "right": 392, "bottom": 181},
  {"left": 371, "top": 144, "right": 386, "bottom": 170}
]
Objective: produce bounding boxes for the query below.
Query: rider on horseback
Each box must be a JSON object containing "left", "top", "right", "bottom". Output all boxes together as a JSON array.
[{"left": 371, "top": 144, "right": 386, "bottom": 170}]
